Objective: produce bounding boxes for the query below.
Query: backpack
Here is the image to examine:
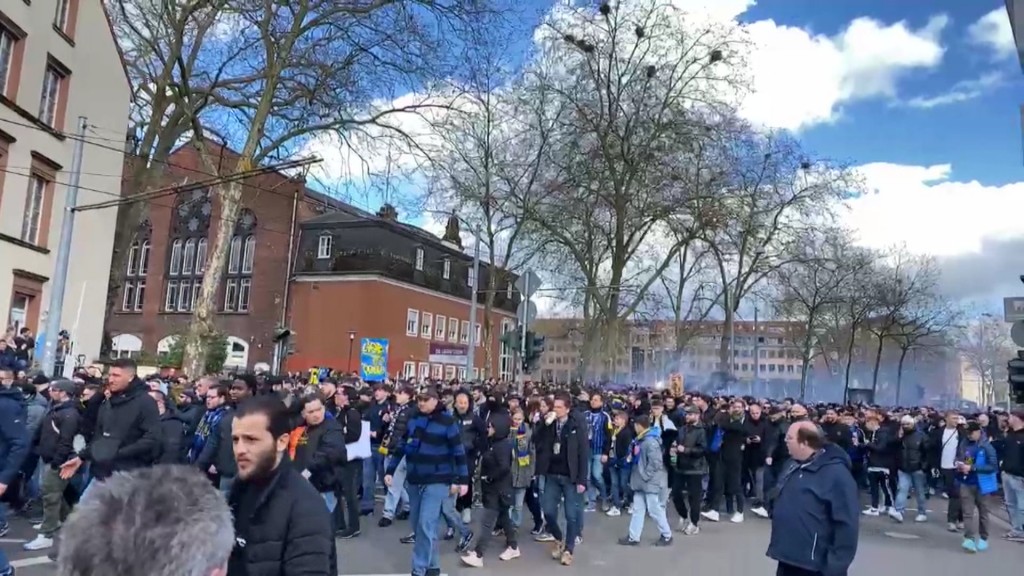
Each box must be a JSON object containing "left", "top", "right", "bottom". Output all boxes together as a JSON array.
[{"left": 709, "top": 427, "right": 724, "bottom": 453}]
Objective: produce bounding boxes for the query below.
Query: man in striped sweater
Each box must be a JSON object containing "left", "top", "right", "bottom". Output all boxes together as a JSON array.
[{"left": 386, "top": 388, "right": 470, "bottom": 576}]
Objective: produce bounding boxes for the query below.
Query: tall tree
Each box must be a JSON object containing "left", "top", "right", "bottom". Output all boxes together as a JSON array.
[{"left": 956, "top": 313, "right": 1015, "bottom": 407}]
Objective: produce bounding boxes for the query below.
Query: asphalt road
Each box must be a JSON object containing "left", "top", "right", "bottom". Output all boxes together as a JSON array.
[{"left": 3, "top": 498, "right": 1018, "bottom": 575}]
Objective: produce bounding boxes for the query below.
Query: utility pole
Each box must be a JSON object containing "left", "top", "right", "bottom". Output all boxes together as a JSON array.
[
  {"left": 40, "top": 117, "right": 87, "bottom": 376},
  {"left": 466, "top": 227, "right": 481, "bottom": 381},
  {"left": 753, "top": 305, "right": 760, "bottom": 393},
  {"left": 519, "top": 272, "right": 529, "bottom": 383}
]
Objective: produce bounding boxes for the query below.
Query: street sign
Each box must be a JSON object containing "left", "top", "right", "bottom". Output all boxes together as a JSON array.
[
  {"left": 516, "top": 300, "right": 537, "bottom": 326},
  {"left": 1012, "top": 321, "right": 1024, "bottom": 348},
  {"left": 1004, "top": 296, "right": 1024, "bottom": 322},
  {"left": 514, "top": 270, "right": 541, "bottom": 298}
]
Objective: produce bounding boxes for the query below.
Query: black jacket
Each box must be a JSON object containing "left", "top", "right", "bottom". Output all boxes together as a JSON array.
[
  {"left": 228, "top": 463, "right": 335, "bottom": 576},
  {"left": 0, "top": 385, "right": 28, "bottom": 485},
  {"left": 79, "top": 379, "right": 161, "bottom": 480},
  {"left": 384, "top": 401, "right": 414, "bottom": 454},
  {"left": 337, "top": 406, "right": 362, "bottom": 449},
  {"left": 293, "top": 417, "right": 347, "bottom": 493},
  {"left": 455, "top": 408, "right": 487, "bottom": 462},
  {"left": 1002, "top": 427, "right": 1024, "bottom": 477},
  {"left": 156, "top": 411, "right": 188, "bottom": 464},
  {"left": 479, "top": 412, "right": 513, "bottom": 494},
  {"left": 742, "top": 416, "right": 771, "bottom": 466},
  {"left": 864, "top": 426, "right": 898, "bottom": 470},
  {"left": 717, "top": 413, "right": 748, "bottom": 463},
  {"left": 534, "top": 411, "right": 590, "bottom": 486},
  {"left": 897, "top": 428, "right": 929, "bottom": 473},
  {"left": 821, "top": 421, "right": 853, "bottom": 452},
  {"left": 674, "top": 423, "right": 708, "bottom": 476},
  {"left": 35, "top": 400, "right": 80, "bottom": 467}
]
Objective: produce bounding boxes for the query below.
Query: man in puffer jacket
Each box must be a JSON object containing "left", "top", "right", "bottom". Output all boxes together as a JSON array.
[
  {"left": 461, "top": 412, "right": 518, "bottom": 567},
  {"left": 619, "top": 414, "right": 672, "bottom": 546}
]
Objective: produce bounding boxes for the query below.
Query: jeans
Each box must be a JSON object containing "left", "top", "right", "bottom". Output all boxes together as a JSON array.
[
  {"left": 384, "top": 456, "right": 410, "bottom": 519},
  {"left": 541, "top": 475, "right": 583, "bottom": 553},
  {"left": 511, "top": 487, "right": 527, "bottom": 528},
  {"left": 441, "top": 493, "right": 469, "bottom": 538},
  {"left": 0, "top": 502, "right": 9, "bottom": 572},
  {"left": 609, "top": 466, "right": 632, "bottom": 508},
  {"left": 361, "top": 456, "right": 378, "bottom": 513},
  {"left": 408, "top": 483, "right": 448, "bottom": 576},
  {"left": 628, "top": 490, "right": 672, "bottom": 540},
  {"left": 894, "top": 470, "right": 927, "bottom": 514},
  {"left": 323, "top": 492, "right": 338, "bottom": 514},
  {"left": 587, "top": 454, "right": 607, "bottom": 505},
  {"left": 1003, "top": 473, "right": 1024, "bottom": 532}
]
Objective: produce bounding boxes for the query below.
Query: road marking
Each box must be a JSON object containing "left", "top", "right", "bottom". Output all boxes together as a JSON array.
[
  {"left": 0, "top": 538, "right": 26, "bottom": 543},
  {"left": 11, "top": 557, "right": 53, "bottom": 568}
]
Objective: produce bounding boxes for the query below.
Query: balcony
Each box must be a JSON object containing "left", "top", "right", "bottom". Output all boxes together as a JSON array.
[{"left": 300, "top": 248, "right": 517, "bottom": 313}]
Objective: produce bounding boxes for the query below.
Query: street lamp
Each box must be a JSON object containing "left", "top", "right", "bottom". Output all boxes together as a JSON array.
[{"left": 347, "top": 330, "right": 356, "bottom": 373}]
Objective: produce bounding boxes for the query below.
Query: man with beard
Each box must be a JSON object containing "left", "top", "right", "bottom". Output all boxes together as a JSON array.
[
  {"left": 891, "top": 414, "right": 929, "bottom": 523},
  {"left": 742, "top": 403, "right": 771, "bottom": 518},
  {"left": 228, "top": 395, "right": 334, "bottom": 575},
  {"left": 820, "top": 408, "right": 852, "bottom": 452}
]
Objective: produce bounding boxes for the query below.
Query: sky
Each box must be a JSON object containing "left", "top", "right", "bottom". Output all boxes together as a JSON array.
[{"left": 305, "top": 0, "right": 1024, "bottom": 310}]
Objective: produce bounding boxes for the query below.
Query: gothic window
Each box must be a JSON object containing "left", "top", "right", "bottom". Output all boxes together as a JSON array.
[
  {"left": 165, "top": 190, "right": 212, "bottom": 312},
  {"left": 122, "top": 220, "right": 151, "bottom": 312},
  {"left": 224, "top": 208, "right": 257, "bottom": 313}
]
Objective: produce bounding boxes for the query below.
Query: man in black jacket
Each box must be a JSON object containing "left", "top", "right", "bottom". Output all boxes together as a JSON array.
[
  {"left": 703, "top": 399, "right": 747, "bottom": 523},
  {"left": 671, "top": 406, "right": 707, "bottom": 535},
  {"left": 229, "top": 395, "right": 334, "bottom": 576},
  {"left": 24, "top": 380, "right": 79, "bottom": 551},
  {"left": 59, "top": 359, "right": 161, "bottom": 489},
  {"left": 534, "top": 392, "right": 589, "bottom": 566},
  {"left": 891, "top": 415, "right": 929, "bottom": 523},
  {"left": 149, "top": 390, "right": 188, "bottom": 465},
  {"left": 461, "top": 412, "right": 518, "bottom": 567},
  {"left": 332, "top": 388, "right": 364, "bottom": 538}
]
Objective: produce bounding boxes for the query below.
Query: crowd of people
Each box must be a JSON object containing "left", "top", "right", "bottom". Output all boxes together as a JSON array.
[{"left": 0, "top": 360, "right": 1022, "bottom": 576}]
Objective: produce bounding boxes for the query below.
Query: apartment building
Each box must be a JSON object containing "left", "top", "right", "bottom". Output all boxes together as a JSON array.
[{"left": 0, "top": 1, "right": 130, "bottom": 363}]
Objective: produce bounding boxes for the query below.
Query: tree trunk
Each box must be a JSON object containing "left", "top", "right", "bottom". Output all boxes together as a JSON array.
[
  {"left": 718, "top": 305, "right": 733, "bottom": 368},
  {"left": 182, "top": 177, "right": 245, "bottom": 376},
  {"left": 870, "top": 334, "right": 884, "bottom": 395},
  {"left": 842, "top": 324, "right": 857, "bottom": 402},
  {"left": 482, "top": 269, "right": 498, "bottom": 379},
  {"left": 895, "top": 346, "right": 909, "bottom": 406}
]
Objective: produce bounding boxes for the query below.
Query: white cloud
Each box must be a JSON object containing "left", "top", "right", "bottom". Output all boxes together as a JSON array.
[
  {"left": 741, "top": 15, "right": 948, "bottom": 131},
  {"left": 845, "top": 163, "right": 1024, "bottom": 257},
  {"left": 902, "top": 71, "right": 1005, "bottom": 108},
  {"left": 967, "top": 7, "right": 1016, "bottom": 60}
]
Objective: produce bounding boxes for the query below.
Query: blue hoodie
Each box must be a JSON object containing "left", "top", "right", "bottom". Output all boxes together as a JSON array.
[
  {"left": 768, "top": 444, "right": 859, "bottom": 576},
  {"left": 0, "top": 385, "right": 29, "bottom": 485}
]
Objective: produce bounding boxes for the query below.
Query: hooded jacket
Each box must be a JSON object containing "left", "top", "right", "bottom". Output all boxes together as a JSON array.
[
  {"left": 79, "top": 378, "right": 162, "bottom": 480},
  {"left": 674, "top": 421, "right": 708, "bottom": 476},
  {"left": 864, "top": 425, "right": 898, "bottom": 470},
  {"left": 767, "top": 444, "right": 859, "bottom": 576},
  {"left": 480, "top": 412, "right": 513, "bottom": 494},
  {"left": 629, "top": 425, "right": 668, "bottom": 493},
  {"left": 35, "top": 400, "right": 80, "bottom": 467},
  {"left": 0, "top": 385, "right": 28, "bottom": 485},
  {"left": 156, "top": 410, "right": 188, "bottom": 464}
]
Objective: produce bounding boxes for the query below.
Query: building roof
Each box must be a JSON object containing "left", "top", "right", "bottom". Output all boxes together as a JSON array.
[{"left": 303, "top": 205, "right": 470, "bottom": 261}]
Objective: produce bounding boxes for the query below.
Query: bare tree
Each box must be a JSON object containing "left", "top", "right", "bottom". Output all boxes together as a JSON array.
[
  {"left": 956, "top": 313, "right": 1015, "bottom": 407},
  {"left": 773, "top": 227, "right": 873, "bottom": 400},
  {"left": 518, "top": 0, "right": 749, "bottom": 379},
  {"left": 889, "top": 294, "right": 960, "bottom": 404}
]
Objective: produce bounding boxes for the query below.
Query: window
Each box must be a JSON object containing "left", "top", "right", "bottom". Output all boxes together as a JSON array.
[
  {"left": 403, "top": 362, "right": 416, "bottom": 378},
  {"left": 431, "top": 364, "right": 443, "bottom": 379},
  {"left": 122, "top": 282, "right": 135, "bottom": 312},
  {"left": 421, "top": 313, "right": 433, "bottom": 338},
  {"left": 223, "top": 209, "right": 257, "bottom": 312},
  {"left": 447, "top": 318, "right": 458, "bottom": 342},
  {"left": 444, "top": 365, "right": 456, "bottom": 381},
  {"left": 418, "top": 363, "right": 430, "bottom": 380},
  {"left": 224, "top": 280, "right": 238, "bottom": 312},
  {"left": 39, "top": 63, "right": 66, "bottom": 128},
  {"left": 54, "top": 0, "right": 74, "bottom": 35},
  {"left": 475, "top": 323, "right": 481, "bottom": 347},
  {"left": 458, "top": 367, "right": 467, "bottom": 381},
  {"left": 471, "top": 367, "right": 479, "bottom": 380},
  {"left": 0, "top": 28, "right": 14, "bottom": 96},
  {"left": 195, "top": 239, "right": 206, "bottom": 273},
  {"left": 122, "top": 229, "right": 151, "bottom": 312},
  {"left": 165, "top": 281, "right": 179, "bottom": 311},
  {"left": 317, "top": 234, "right": 332, "bottom": 259},
  {"left": 238, "top": 278, "right": 251, "bottom": 312},
  {"left": 228, "top": 236, "right": 242, "bottom": 273},
  {"left": 443, "top": 258, "right": 450, "bottom": 279},
  {"left": 415, "top": 247, "right": 424, "bottom": 271},
  {"left": 182, "top": 239, "right": 196, "bottom": 274},
  {"left": 178, "top": 279, "right": 192, "bottom": 311},
  {"left": 460, "top": 321, "right": 469, "bottom": 344},
  {"left": 435, "top": 315, "right": 446, "bottom": 340},
  {"left": 20, "top": 177, "right": 45, "bottom": 244},
  {"left": 242, "top": 235, "right": 255, "bottom": 273},
  {"left": 169, "top": 240, "right": 183, "bottom": 275},
  {"left": 406, "top": 309, "right": 419, "bottom": 336},
  {"left": 134, "top": 281, "right": 146, "bottom": 311},
  {"left": 126, "top": 244, "right": 138, "bottom": 276},
  {"left": 467, "top": 267, "right": 475, "bottom": 287}
]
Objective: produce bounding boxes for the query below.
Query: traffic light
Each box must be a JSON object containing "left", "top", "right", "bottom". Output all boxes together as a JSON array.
[
  {"left": 500, "top": 328, "right": 522, "bottom": 352},
  {"left": 273, "top": 327, "right": 295, "bottom": 356},
  {"left": 1008, "top": 352, "right": 1024, "bottom": 404},
  {"left": 522, "top": 331, "right": 546, "bottom": 373}
]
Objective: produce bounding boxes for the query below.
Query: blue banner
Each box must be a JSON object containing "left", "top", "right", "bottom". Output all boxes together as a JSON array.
[{"left": 359, "top": 338, "right": 389, "bottom": 381}]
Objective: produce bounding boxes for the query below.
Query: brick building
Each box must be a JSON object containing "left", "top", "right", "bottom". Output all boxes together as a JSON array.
[
  {"left": 284, "top": 207, "right": 520, "bottom": 381},
  {"left": 105, "top": 144, "right": 353, "bottom": 370}
]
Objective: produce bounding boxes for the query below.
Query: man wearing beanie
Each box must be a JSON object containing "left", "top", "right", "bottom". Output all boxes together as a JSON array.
[{"left": 24, "top": 380, "right": 80, "bottom": 551}]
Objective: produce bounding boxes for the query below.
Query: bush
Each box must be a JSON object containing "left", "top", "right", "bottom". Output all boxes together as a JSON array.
[{"left": 164, "top": 332, "right": 229, "bottom": 375}]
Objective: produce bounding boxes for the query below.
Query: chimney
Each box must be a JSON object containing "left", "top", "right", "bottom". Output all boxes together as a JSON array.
[
  {"left": 377, "top": 203, "right": 398, "bottom": 220},
  {"left": 440, "top": 211, "right": 462, "bottom": 250}
]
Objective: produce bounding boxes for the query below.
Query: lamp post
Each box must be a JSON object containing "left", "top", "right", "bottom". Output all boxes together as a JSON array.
[
  {"left": 466, "top": 226, "right": 481, "bottom": 382},
  {"left": 348, "top": 330, "right": 356, "bottom": 373}
]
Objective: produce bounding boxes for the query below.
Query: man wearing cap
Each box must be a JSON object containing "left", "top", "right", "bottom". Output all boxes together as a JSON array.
[
  {"left": 891, "top": 414, "right": 929, "bottom": 523},
  {"left": 386, "top": 388, "right": 469, "bottom": 576},
  {"left": 23, "top": 380, "right": 80, "bottom": 551}
]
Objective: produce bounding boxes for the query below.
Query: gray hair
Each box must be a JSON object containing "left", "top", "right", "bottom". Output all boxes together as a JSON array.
[{"left": 57, "top": 465, "right": 234, "bottom": 576}]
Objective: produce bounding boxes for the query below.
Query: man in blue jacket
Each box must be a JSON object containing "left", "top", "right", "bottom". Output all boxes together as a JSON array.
[
  {"left": 768, "top": 420, "right": 858, "bottom": 576},
  {"left": 0, "top": 366, "right": 29, "bottom": 576}
]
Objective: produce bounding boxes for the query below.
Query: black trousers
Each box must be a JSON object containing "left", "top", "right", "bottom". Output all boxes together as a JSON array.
[
  {"left": 940, "top": 468, "right": 963, "bottom": 523},
  {"left": 333, "top": 460, "right": 362, "bottom": 532},
  {"left": 670, "top": 474, "right": 703, "bottom": 525},
  {"left": 710, "top": 456, "right": 744, "bottom": 514},
  {"left": 776, "top": 562, "right": 821, "bottom": 576},
  {"left": 474, "top": 488, "right": 517, "bottom": 557}
]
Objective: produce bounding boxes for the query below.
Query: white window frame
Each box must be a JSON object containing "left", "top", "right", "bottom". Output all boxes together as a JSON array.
[
  {"left": 195, "top": 238, "right": 207, "bottom": 273},
  {"left": 182, "top": 238, "right": 196, "bottom": 274},
  {"left": 406, "top": 309, "right": 419, "bottom": 336},
  {"left": 20, "top": 176, "right": 45, "bottom": 244},
  {"left": 418, "top": 363, "right": 430, "bottom": 380},
  {"left": 178, "top": 279, "right": 192, "bottom": 312},
  {"left": 471, "top": 367, "right": 479, "bottom": 380},
  {"left": 238, "top": 278, "right": 251, "bottom": 312},
  {"left": 139, "top": 240, "right": 151, "bottom": 275},
  {"left": 224, "top": 279, "right": 238, "bottom": 312},
  {"left": 460, "top": 321, "right": 469, "bottom": 344},
  {"left": 421, "top": 312, "right": 433, "bottom": 338},
  {"left": 458, "top": 367, "right": 467, "bottom": 381},
  {"left": 54, "top": 0, "right": 71, "bottom": 31},
  {"left": 164, "top": 280, "right": 179, "bottom": 312},
  {"left": 133, "top": 281, "right": 146, "bottom": 311},
  {"left": 431, "top": 364, "right": 443, "bottom": 379},
  {"left": 317, "top": 234, "right": 332, "bottom": 259},
  {"left": 475, "top": 323, "right": 482, "bottom": 347},
  {"left": 467, "top": 267, "right": 475, "bottom": 287},
  {"left": 169, "top": 239, "right": 183, "bottom": 276},
  {"left": 444, "top": 365, "right": 456, "bottom": 381},
  {"left": 39, "top": 65, "right": 63, "bottom": 127},
  {"left": 122, "top": 281, "right": 135, "bottom": 312},
  {"left": 242, "top": 235, "right": 255, "bottom": 273},
  {"left": 435, "top": 315, "right": 446, "bottom": 340},
  {"left": 403, "top": 361, "right": 416, "bottom": 378},
  {"left": 0, "top": 28, "right": 14, "bottom": 96},
  {"left": 415, "top": 247, "right": 424, "bottom": 270},
  {"left": 126, "top": 243, "right": 139, "bottom": 276},
  {"left": 228, "top": 236, "right": 242, "bottom": 273},
  {"left": 447, "top": 317, "right": 458, "bottom": 343},
  {"left": 442, "top": 258, "right": 450, "bottom": 279}
]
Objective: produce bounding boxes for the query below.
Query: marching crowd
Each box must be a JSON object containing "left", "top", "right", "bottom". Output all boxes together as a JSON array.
[{"left": 0, "top": 359, "right": 1022, "bottom": 576}]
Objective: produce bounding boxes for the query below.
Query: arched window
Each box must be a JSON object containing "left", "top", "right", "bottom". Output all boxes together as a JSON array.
[
  {"left": 165, "top": 190, "right": 211, "bottom": 312},
  {"left": 224, "top": 209, "right": 257, "bottom": 313},
  {"left": 121, "top": 220, "right": 151, "bottom": 313}
]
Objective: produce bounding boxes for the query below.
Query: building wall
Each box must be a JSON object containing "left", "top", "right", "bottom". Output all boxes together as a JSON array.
[
  {"left": 105, "top": 145, "right": 323, "bottom": 369},
  {"left": 285, "top": 276, "right": 515, "bottom": 379},
  {"left": 0, "top": 0, "right": 130, "bottom": 362}
]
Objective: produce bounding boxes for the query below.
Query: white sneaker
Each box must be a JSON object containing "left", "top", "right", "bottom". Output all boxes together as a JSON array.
[
  {"left": 862, "top": 507, "right": 879, "bottom": 517},
  {"left": 23, "top": 535, "right": 53, "bottom": 551},
  {"left": 606, "top": 506, "right": 621, "bottom": 517},
  {"left": 888, "top": 509, "right": 904, "bottom": 523},
  {"left": 460, "top": 552, "right": 484, "bottom": 567},
  {"left": 461, "top": 509, "right": 472, "bottom": 524},
  {"left": 677, "top": 518, "right": 690, "bottom": 532},
  {"left": 701, "top": 510, "right": 720, "bottom": 522},
  {"left": 498, "top": 546, "right": 521, "bottom": 561},
  {"left": 32, "top": 523, "right": 43, "bottom": 531},
  {"left": 730, "top": 512, "right": 744, "bottom": 523},
  {"left": 914, "top": 514, "right": 927, "bottom": 523},
  {"left": 683, "top": 524, "right": 700, "bottom": 536},
  {"left": 750, "top": 506, "right": 769, "bottom": 518}
]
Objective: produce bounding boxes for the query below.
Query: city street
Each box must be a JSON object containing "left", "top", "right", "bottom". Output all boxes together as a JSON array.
[{"left": 4, "top": 499, "right": 1018, "bottom": 575}]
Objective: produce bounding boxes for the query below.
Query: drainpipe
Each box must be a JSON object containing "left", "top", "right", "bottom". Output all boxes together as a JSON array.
[{"left": 275, "top": 190, "right": 299, "bottom": 374}]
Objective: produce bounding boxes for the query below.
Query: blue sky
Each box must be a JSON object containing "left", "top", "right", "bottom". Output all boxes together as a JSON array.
[{"left": 305, "top": 0, "right": 1024, "bottom": 304}]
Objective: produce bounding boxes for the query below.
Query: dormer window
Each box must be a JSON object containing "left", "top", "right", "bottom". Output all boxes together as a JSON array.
[
  {"left": 443, "top": 258, "right": 451, "bottom": 280},
  {"left": 317, "top": 234, "right": 332, "bottom": 259},
  {"left": 506, "top": 282, "right": 514, "bottom": 299},
  {"left": 415, "top": 247, "right": 424, "bottom": 271}
]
